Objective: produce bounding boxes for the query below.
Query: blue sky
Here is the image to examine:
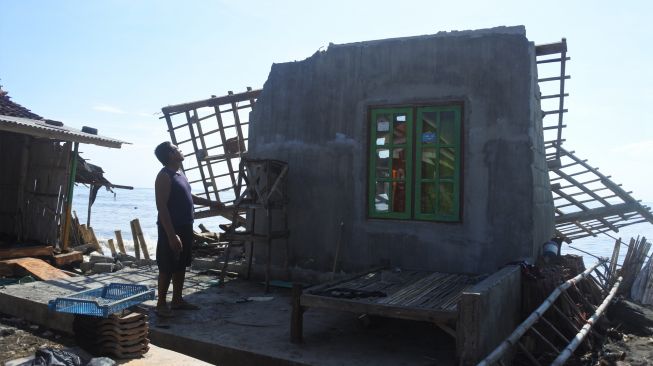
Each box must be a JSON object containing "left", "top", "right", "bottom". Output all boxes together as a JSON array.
[{"left": 1, "top": 0, "right": 652, "bottom": 202}]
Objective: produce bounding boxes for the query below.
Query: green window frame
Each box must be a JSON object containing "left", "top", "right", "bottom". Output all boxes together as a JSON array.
[{"left": 368, "top": 105, "right": 461, "bottom": 222}]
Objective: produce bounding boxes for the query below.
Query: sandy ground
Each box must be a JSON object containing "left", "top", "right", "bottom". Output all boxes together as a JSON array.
[{"left": 0, "top": 312, "right": 75, "bottom": 363}]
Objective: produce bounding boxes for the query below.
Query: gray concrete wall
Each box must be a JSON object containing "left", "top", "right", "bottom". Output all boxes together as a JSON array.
[
  {"left": 249, "top": 26, "right": 553, "bottom": 275},
  {"left": 456, "top": 265, "right": 522, "bottom": 365}
]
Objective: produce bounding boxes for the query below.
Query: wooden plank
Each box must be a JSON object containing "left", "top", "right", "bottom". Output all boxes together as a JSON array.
[
  {"left": 161, "top": 89, "right": 261, "bottom": 115},
  {"left": 300, "top": 293, "right": 456, "bottom": 323},
  {"left": 0, "top": 257, "right": 70, "bottom": 280},
  {"left": 0, "top": 245, "right": 53, "bottom": 260},
  {"left": 535, "top": 40, "right": 567, "bottom": 56},
  {"left": 88, "top": 227, "right": 105, "bottom": 255},
  {"left": 52, "top": 251, "right": 83, "bottom": 267}
]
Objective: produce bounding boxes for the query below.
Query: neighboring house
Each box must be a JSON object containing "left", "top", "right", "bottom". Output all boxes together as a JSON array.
[{"left": 0, "top": 87, "right": 126, "bottom": 247}]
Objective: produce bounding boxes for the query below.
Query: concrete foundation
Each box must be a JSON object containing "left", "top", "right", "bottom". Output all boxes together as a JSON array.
[
  {"left": 249, "top": 26, "right": 554, "bottom": 276},
  {"left": 457, "top": 265, "right": 522, "bottom": 365},
  {"left": 0, "top": 268, "right": 459, "bottom": 365}
]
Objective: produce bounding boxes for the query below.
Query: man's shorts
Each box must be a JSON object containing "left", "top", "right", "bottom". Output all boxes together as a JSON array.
[{"left": 156, "top": 224, "right": 193, "bottom": 273}]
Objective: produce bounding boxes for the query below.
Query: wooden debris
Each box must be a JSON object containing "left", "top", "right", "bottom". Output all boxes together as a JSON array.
[
  {"left": 129, "top": 220, "right": 141, "bottom": 260},
  {"left": 0, "top": 245, "right": 53, "bottom": 260},
  {"left": 52, "top": 251, "right": 83, "bottom": 267},
  {"left": 131, "top": 219, "right": 150, "bottom": 260},
  {"left": 114, "top": 230, "right": 126, "bottom": 255},
  {"left": 107, "top": 239, "right": 117, "bottom": 257},
  {"left": 0, "top": 257, "right": 70, "bottom": 280},
  {"left": 88, "top": 227, "right": 105, "bottom": 255}
]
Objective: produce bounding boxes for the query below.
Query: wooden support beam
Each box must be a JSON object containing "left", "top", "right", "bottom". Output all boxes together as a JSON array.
[
  {"left": 0, "top": 245, "right": 53, "bottom": 260},
  {"left": 114, "top": 230, "right": 127, "bottom": 255},
  {"left": 0, "top": 257, "right": 70, "bottom": 280},
  {"left": 131, "top": 219, "right": 150, "bottom": 260},
  {"left": 161, "top": 89, "right": 261, "bottom": 115},
  {"left": 555, "top": 202, "right": 640, "bottom": 224}
]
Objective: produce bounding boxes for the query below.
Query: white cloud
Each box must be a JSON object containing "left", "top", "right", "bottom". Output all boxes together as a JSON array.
[
  {"left": 93, "top": 104, "right": 127, "bottom": 114},
  {"left": 611, "top": 140, "right": 653, "bottom": 154}
]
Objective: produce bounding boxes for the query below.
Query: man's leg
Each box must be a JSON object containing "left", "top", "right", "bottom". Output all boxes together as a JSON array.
[
  {"left": 171, "top": 270, "right": 185, "bottom": 305},
  {"left": 157, "top": 271, "right": 173, "bottom": 308}
]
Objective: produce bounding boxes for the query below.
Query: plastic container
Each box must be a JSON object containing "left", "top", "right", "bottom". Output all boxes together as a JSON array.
[{"left": 48, "top": 283, "right": 155, "bottom": 318}]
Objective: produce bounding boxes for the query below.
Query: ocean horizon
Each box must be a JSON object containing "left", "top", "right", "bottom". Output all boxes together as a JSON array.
[{"left": 72, "top": 187, "right": 653, "bottom": 271}]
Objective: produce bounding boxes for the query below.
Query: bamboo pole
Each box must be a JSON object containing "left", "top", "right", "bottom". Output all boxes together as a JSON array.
[
  {"left": 477, "top": 260, "right": 604, "bottom": 366},
  {"left": 114, "top": 230, "right": 126, "bottom": 255},
  {"left": 550, "top": 276, "right": 622, "bottom": 366},
  {"left": 129, "top": 220, "right": 141, "bottom": 260},
  {"left": 132, "top": 219, "right": 150, "bottom": 260}
]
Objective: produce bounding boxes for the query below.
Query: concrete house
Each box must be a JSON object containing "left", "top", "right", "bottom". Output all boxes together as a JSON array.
[{"left": 248, "top": 26, "right": 555, "bottom": 276}]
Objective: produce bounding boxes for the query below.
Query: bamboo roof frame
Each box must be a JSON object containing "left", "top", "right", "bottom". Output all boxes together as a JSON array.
[{"left": 536, "top": 40, "right": 653, "bottom": 241}]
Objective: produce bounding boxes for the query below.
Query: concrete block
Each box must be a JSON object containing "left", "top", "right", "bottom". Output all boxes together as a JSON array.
[
  {"left": 93, "top": 263, "right": 115, "bottom": 273},
  {"left": 80, "top": 261, "right": 94, "bottom": 273},
  {"left": 117, "top": 253, "right": 136, "bottom": 262},
  {"left": 457, "top": 265, "right": 521, "bottom": 365},
  {"left": 89, "top": 255, "right": 114, "bottom": 264},
  {"left": 191, "top": 258, "right": 219, "bottom": 270}
]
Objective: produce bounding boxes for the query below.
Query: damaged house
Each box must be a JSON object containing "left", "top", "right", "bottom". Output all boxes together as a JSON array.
[
  {"left": 0, "top": 87, "right": 127, "bottom": 256},
  {"left": 161, "top": 26, "right": 653, "bottom": 363}
]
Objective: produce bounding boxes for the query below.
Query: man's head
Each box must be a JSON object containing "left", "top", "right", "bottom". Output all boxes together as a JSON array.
[{"left": 154, "top": 141, "right": 184, "bottom": 166}]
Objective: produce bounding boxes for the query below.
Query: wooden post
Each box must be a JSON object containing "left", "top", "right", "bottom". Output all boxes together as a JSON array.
[
  {"left": 133, "top": 219, "right": 150, "bottom": 260},
  {"left": 88, "top": 227, "right": 104, "bottom": 255},
  {"left": 107, "top": 239, "right": 117, "bottom": 257},
  {"left": 130, "top": 220, "right": 141, "bottom": 260},
  {"left": 290, "top": 283, "right": 304, "bottom": 343},
  {"left": 87, "top": 184, "right": 94, "bottom": 227},
  {"left": 114, "top": 230, "right": 127, "bottom": 255},
  {"left": 61, "top": 142, "right": 79, "bottom": 251}
]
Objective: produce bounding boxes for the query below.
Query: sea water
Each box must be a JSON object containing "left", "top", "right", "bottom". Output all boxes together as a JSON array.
[
  {"left": 73, "top": 187, "right": 653, "bottom": 269},
  {"left": 72, "top": 187, "right": 229, "bottom": 257}
]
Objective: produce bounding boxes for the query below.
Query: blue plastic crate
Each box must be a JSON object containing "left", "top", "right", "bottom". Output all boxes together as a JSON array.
[{"left": 48, "top": 283, "right": 155, "bottom": 318}]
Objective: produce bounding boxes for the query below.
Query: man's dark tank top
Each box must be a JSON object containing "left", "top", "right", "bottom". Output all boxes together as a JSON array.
[{"left": 159, "top": 167, "right": 194, "bottom": 226}]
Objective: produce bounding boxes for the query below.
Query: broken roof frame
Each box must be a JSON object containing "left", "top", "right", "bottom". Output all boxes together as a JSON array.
[
  {"left": 161, "top": 87, "right": 261, "bottom": 219},
  {"left": 535, "top": 39, "right": 653, "bottom": 241}
]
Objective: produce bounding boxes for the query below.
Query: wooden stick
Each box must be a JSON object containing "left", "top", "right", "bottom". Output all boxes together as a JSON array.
[
  {"left": 130, "top": 220, "right": 141, "bottom": 260},
  {"left": 114, "top": 230, "right": 126, "bottom": 255}
]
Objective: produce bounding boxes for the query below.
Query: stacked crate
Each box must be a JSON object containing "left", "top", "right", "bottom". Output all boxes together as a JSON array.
[{"left": 73, "top": 311, "right": 149, "bottom": 359}]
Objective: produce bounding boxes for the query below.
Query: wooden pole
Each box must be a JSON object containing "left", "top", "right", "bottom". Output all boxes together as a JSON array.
[
  {"left": 132, "top": 219, "right": 150, "bottom": 260},
  {"left": 88, "top": 227, "right": 104, "bottom": 255},
  {"left": 87, "top": 184, "right": 93, "bottom": 227},
  {"left": 61, "top": 142, "right": 79, "bottom": 251},
  {"left": 107, "top": 239, "right": 117, "bottom": 257},
  {"left": 130, "top": 220, "right": 141, "bottom": 260},
  {"left": 114, "top": 230, "right": 126, "bottom": 255}
]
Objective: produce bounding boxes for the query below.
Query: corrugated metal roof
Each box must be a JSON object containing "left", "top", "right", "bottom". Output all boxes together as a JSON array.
[{"left": 0, "top": 114, "right": 127, "bottom": 148}]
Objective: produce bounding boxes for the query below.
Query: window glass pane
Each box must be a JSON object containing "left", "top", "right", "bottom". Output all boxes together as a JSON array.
[
  {"left": 376, "top": 135, "right": 388, "bottom": 146},
  {"left": 392, "top": 182, "right": 406, "bottom": 212},
  {"left": 376, "top": 115, "right": 391, "bottom": 132},
  {"left": 439, "top": 147, "right": 455, "bottom": 178},
  {"left": 421, "top": 112, "right": 437, "bottom": 144},
  {"left": 421, "top": 147, "right": 437, "bottom": 179},
  {"left": 376, "top": 149, "right": 390, "bottom": 178},
  {"left": 421, "top": 183, "right": 436, "bottom": 214},
  {"left": 439, "top": 182, "right": 454, "bottom": 215},
  {"left": 393, "top": 114, "right": 407, "bottom": 145},
  {"left": 392, "top": 147, "right": 406, "bottom": 180},
  {"left": 440, "top": 111, "right": 455, "bottom": 145},
  {"left": 375, "top": 181, "right": 390, "bottom": 212}
]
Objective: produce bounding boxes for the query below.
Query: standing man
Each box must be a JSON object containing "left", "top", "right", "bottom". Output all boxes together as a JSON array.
[{"left": 154, "top": 141, "right": 223, "bottom": 317}]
